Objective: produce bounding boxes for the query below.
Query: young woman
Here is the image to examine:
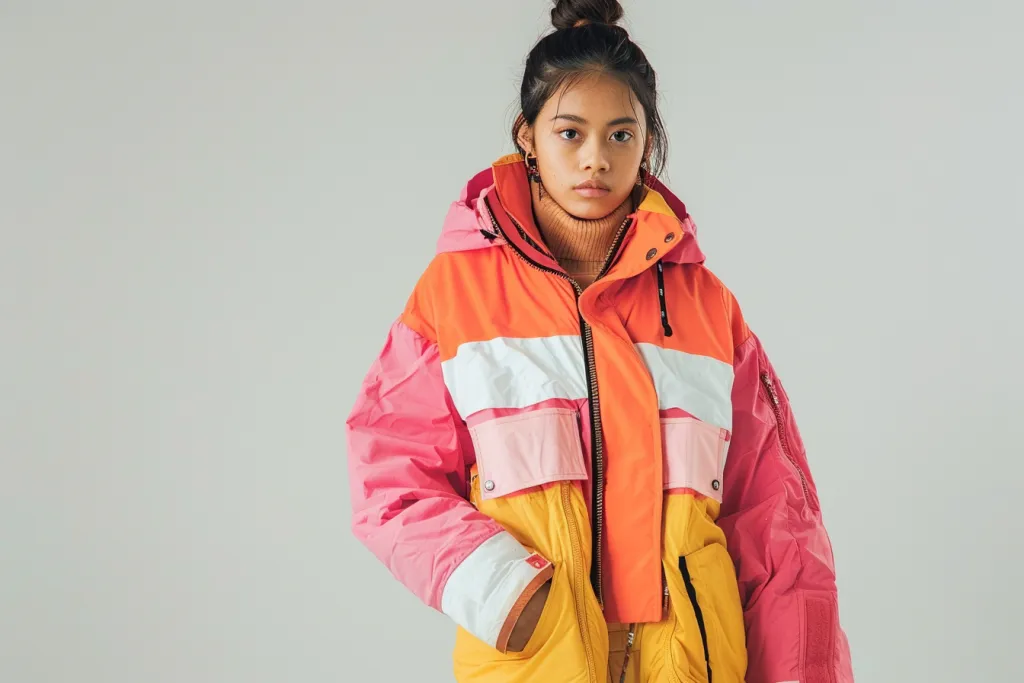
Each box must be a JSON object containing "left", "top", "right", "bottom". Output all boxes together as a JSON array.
[{"left": 346, "top": 1, "right": 853, "bottom": 681}]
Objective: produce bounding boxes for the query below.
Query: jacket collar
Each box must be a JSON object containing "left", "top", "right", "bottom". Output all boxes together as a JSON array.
[{"left": 436, "top": 154, "right": 706, "bottom": 281}]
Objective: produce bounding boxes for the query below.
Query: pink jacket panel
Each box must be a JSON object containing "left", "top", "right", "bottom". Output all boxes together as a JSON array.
[
  {"left": 347, "top": 317, "right": 554, "bottom": 652},
  {"left": 346, "top": 317, "right": 505, "bottom": 610},
  {"left": 719, "top": 332, "right": 855, "bottom": 683}
]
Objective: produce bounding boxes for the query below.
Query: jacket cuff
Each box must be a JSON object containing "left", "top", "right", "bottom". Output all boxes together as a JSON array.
[{"left": 440, "top": 532, "right": 553, "bottom": 652}]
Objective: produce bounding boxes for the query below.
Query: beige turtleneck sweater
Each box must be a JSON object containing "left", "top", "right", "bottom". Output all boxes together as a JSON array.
[{"left": 530, "top": 182, "right": 634, "bottom": 289}]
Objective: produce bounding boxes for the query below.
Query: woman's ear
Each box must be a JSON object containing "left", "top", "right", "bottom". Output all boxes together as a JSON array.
[{"left": 517, "top": 124, "right": 534, "bottom": 156}]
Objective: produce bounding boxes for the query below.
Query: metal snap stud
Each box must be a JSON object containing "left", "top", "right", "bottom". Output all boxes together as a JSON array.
[
  {"left": 711, "top": 480, "right": 721, "bottom": 491},
  {"left": 484, "top": 480, "right": 496, "bottom": 492},
  {"left": 664, "top": 233, "right": 675, "bottom": 243},
  {"left": 646, "top": 248, "right": 658, "bottom": 260}
]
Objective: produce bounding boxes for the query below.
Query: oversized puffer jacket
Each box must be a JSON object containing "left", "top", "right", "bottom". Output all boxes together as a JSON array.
[{"left": 347, "top": 153, "right": 854, "bottom": 683}]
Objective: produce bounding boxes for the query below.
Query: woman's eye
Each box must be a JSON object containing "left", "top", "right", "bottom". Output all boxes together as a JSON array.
[
  {"left": 612, "top": 130, "right": 634, "bottom": 143},
  {"left": 559, "top": 130, "right": 579, "bottom": 141}
]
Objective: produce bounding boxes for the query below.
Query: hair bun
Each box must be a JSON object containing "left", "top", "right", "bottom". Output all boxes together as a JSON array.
[{"left": 550, "top": 0, "right": 624, "bottom": 31}]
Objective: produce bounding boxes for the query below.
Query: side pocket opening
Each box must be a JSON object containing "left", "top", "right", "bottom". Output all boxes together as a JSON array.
[
  {"left": 666, "top": 544, "right": 748, "bottom": 683},
  {"left": 680, "top": 556, "right": 713, "bottom": 683}
]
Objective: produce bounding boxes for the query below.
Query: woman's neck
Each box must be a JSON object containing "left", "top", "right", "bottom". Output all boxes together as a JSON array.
[{"left": 530, "top": 181, "right": 634, "bottom": 289}]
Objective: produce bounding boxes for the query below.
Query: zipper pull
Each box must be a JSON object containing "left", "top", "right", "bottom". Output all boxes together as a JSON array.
[
  {"left": 662, "top": 568, "right": 670, "bottom": 619},
  {"left": 618, "top": 624, "right": 637, "bottom": 683},
  {"left": 761, "top": 372, "right": 780, "bottom": 407}
]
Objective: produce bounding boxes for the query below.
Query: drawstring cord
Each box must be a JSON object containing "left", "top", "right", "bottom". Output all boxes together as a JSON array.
[{"left": 656, "top": 262, "right": 673, "bottom": 337}]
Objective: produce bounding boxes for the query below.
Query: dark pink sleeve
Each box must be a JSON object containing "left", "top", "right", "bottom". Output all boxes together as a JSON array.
[
  {"left": 718, "top": 332, "right": 854, "bottom": 683},
  {"left": 346, "top": 318, "right": 553, "bottom": 651}
]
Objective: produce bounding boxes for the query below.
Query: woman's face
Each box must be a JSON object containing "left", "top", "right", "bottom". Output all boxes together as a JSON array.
[{"left": 519, "top": 72, "right": 648, "bottom": 219}]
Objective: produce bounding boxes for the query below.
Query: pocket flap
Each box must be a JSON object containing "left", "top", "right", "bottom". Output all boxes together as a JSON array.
[
  {"left": 469, "top": 408, "right": 586, "bottom": 500},
  {"left": 661, "top": 417, "right": 730, "bottom": 502}
]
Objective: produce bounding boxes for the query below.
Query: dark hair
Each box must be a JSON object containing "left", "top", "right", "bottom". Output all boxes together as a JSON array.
[{"left": 513, "top": 0, "right": 668, "bottom": 182}]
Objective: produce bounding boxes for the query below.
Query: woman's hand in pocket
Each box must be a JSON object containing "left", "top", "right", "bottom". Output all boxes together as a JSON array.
[{"left": 506, "top": 580, "right": 552, "bottom": 653}]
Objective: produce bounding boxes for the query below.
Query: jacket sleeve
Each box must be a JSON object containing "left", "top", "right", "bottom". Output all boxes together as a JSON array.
[
  {"left": 718, "top": 330, "right": 854, "bottom": 683},
  {"left": 346, "top": 313, "right": 554, "bottom": 653}
]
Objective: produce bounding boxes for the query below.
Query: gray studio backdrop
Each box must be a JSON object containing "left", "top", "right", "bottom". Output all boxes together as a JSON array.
[{"left": 2, "top": 2, "right": 1022, "bottom": 682}]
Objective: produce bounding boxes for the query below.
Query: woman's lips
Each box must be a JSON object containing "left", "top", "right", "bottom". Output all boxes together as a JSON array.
[{"left": 573, "top": 187, "right": 611, "bottom": 198}]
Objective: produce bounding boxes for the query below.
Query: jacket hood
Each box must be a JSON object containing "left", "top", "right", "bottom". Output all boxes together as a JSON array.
[{"left": 436, "top": 154, "right": 705, "bottom": 268}]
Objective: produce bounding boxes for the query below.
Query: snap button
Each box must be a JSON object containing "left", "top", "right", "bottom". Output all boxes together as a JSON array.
[
  {"left": 483, "top": 480, "right": 495, "bottom": 492},
  {"left": 645, "top": 248, "right": 658, "bottom": 260},
  {"left": 711, "top": 480, "right": 721, "bottom": 491},
  {"left": 664, "top": 232, "right": 675, "bottom": 243}
]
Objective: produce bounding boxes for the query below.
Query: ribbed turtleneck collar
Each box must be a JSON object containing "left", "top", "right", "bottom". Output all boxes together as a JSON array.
[{"left": 530, "top": 181, "right": 634, "bottom": 289}]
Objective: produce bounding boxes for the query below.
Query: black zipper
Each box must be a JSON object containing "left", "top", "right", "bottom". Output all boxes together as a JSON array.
[
  {"left": 759, "top": 372, "right": 816, "bottom": 508},
  {"left": 482, "top": 194, "right": 630, "bottom": 607},
  {"left": 679, "top": 556, "right": 713, "bottom": 683}
]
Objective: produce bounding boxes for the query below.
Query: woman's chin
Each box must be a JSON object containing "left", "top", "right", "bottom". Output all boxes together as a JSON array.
[{"left": 560, "top": 194, "right": 626, "bottom": 220}]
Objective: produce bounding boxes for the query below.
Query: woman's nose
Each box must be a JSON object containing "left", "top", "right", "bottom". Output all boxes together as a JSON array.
[{"left": 580, "top": 139, "right": 610, "bottom": 173}]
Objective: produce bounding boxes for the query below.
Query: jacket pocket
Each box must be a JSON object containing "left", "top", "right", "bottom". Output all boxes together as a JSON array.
[
  {"left": 468, "top": 408, "right": 587, "bottom": 500},
  {"left": 459, "top": 408, "right": 599, "bottom": 681},
  {"left": 665, "top": 544, "right": 747, "bottom": 683},
  {"left": 452, "top": 564, "right": 587, "bottom": 677},
  {"left": 506, "top": 565, "right": 559, "bottom": 659},
  {"left": 660, "top": 417, "right": 731, "bottom": 502}
]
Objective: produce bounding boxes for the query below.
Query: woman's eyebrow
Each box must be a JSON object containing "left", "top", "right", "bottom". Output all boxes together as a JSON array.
[{"left": 551, "top": 114, "right": 639, "bottom": 126}]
